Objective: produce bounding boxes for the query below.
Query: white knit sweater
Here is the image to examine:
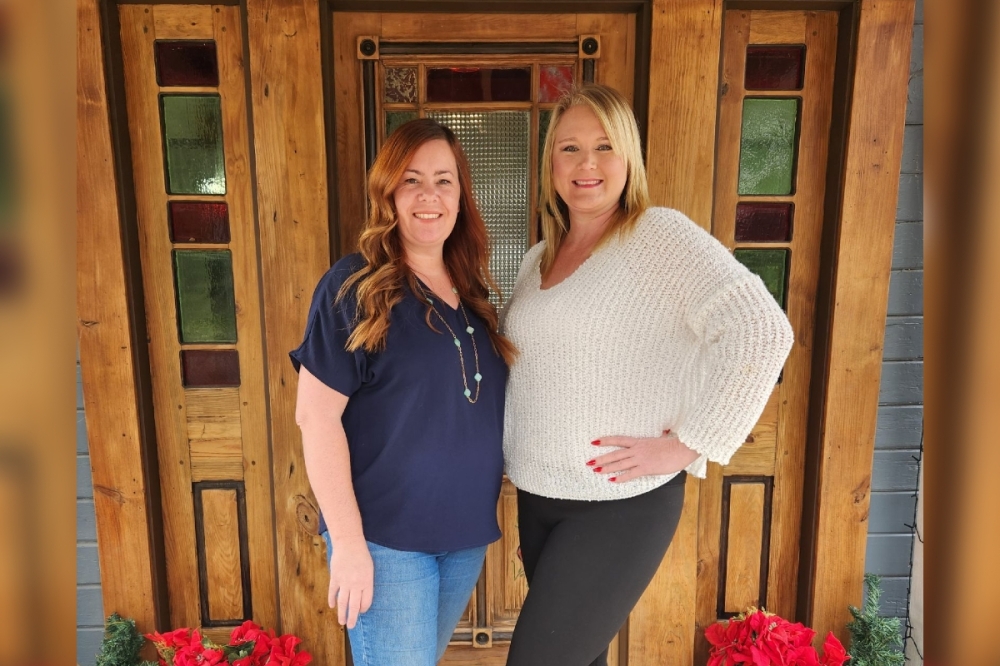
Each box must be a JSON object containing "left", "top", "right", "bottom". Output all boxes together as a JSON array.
[{"left": 501, "top": 207, "right": 794, "bottom": 501}]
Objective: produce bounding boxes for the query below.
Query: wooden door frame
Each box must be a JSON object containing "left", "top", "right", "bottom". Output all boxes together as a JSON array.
[{"left": 78, "top": 0, "right": 915, "bottom": 656}]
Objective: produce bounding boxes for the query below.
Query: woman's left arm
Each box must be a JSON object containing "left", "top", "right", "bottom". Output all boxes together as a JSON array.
[{"left": 590, "top": 274, "right": 793, "bottom": 482}]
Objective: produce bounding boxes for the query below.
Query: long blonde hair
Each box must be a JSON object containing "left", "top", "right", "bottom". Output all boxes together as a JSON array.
[
  {"left": 538, "top": 84, "right": 651, "bottom": 274},
  {"left": 337, "top": 119, "right": 517, "bottom": 365}
]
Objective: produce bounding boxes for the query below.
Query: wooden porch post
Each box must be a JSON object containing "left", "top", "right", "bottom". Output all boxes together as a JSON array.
[
  {"left": 806, "top": 0, "right": 915, "bottom": 644},
  {"left": 77, "top": 0, "right": 161, "bottom": 633}
]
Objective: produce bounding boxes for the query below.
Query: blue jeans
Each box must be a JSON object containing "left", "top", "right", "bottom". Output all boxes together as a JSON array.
[{"left": 322, "top": 532, "right": 487, "bottom": 666}]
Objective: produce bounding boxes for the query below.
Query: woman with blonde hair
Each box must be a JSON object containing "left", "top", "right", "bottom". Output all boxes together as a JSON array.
[
  {"left": 291, "top": 118, "right": 516, "bottom": 666},
  {"left": 502, "top": 84, "right": 793, "bottom": 665}
]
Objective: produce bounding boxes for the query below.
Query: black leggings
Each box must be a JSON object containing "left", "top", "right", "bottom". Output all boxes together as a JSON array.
[{"left": 506, "top": 473, "right": 687, "bottom": 666}]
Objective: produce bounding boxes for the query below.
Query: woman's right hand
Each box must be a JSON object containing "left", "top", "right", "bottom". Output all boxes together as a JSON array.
[{"left": 328, "top": 536, "right": 374, "bottom": 629}]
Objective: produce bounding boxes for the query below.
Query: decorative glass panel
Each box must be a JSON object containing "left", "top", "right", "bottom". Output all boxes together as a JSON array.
[
  {"left": 161, "top": 95, "right": 226, "bottom": 195},
  {"left": 738, "top": 98, "right": 798, "bottom": 195},
  {"left": 427, "top": 111, "right": 529, "bottom": 305},
  {"left": 734, "top": 249, "right": 788, "bottom": 308},
  {"left": 386, "top": 111, "right": 418, "bottom": 139},
  {"left": 539, "top": 65, "right": 574, "bottom": 103},
  {"left": 735, "top": 202, "right": 793, "bottom": 242},
  {"left": 155, "top": 41, "right": 219, "bottom": 87},
  {"left": 174, "top": 250, "right": 237, "bottom": 343},
  {"left": 384, "top": 67, "right": 417, "bottom": 104},
  {"left": 426, "top": 68, "right": 531, "bottom": 103},
  {"left": 169, "top": 202, "right": 230, "bottom": 244},
  {"left": 744, "top": 46, "right": 805, "bottom": 91},
  {"left": 181, "top": 350, "right": 240, "bottom": 387}
]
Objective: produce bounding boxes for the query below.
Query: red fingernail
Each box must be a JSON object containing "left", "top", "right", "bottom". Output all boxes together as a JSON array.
[
  {"left": 609, "top": 477, "right": 617, "bottom": 482},
  {"left": 593, "top": 467, "right": 602, "bottom": 473},
  {"left": 586, "top": 459, "right": 596, "bottom": 466},
  {"left": 591, "top": 439, "right": 601, "bottom": 445}
]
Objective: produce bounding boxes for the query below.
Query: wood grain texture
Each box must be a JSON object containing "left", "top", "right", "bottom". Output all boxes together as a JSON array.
[
  {"left": 380, "top": 14, "right": 578, "bottom": 41},
  {"left": 723, "top": 484, "right": 765, "bottom": 613},
  {"left": 645, "top": 0, "right": 724, "bottom": 229},
  {"left": 577, "top": 14, "right": 633, "bottom": 103},
  {"left": 120, "top": 3, "right": 201, "bottom": 629},
  {"left": 748, "top": 10, "right": 807, "bottom": 44},
  {"left": 214, "top": 5, "right": 279, "bottom": 630},
  {"left": 153, "top": 4, "right": 213, "bottom": 40},
  {"left": 77, "top": 0, "right": 159, "bottom": 633},
  {"left": 808, "top": 0, "right": 915, "bottom": 644},
  {"left": 246, "top": 1, "right": 341, "bottom": 662},
  {"left": 201, "top": 488, "right": 244, "bottom": 621},
  {"left": 186, "top": 388, "right": 243, "bottom": 481},
  {"left": 632, "top": 3, "right": 723, "bottom": 663}
]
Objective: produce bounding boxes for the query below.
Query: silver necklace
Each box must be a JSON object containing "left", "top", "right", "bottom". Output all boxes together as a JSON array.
[{"left": 415, "top": 281, "right": 482, "bottom": 404}]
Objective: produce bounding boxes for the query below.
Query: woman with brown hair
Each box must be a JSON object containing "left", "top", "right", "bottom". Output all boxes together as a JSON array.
[
  {"left": 502, "top": 84, "right": 793, "bottom": 665},
  {"left": 290, "top": 119, "right": 516, "bottom": 666}
]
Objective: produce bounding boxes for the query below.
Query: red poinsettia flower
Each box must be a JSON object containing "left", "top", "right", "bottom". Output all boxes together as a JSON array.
[{"left": 819, "top": 632, "right": 849, "bottom": 666}]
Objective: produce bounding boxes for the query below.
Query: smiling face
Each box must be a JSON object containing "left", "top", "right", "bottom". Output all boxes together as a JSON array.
[
  {"left": 393, "top": 139, "right": 461, "bottom": 255},
  {"left": 550, "top": 104, "right": 628, "bottom": 222}
]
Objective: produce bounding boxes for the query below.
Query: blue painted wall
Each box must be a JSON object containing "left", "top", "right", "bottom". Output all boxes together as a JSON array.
[{"left": 77, "top": 361, "right": 105, "bottom": 666}]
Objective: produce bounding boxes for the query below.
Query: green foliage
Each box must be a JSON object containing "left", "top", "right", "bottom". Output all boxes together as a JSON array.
[
  {"left": 847, "top": 574, "right": 906, "bottom": 666},
  {"left": 94, "top": 613, "right": 158, "bottom": 666}
]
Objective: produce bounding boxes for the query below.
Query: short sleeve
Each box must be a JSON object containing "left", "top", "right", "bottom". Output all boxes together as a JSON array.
[{"left": 289, "top": 258, "right": 369, "bottom": 397}]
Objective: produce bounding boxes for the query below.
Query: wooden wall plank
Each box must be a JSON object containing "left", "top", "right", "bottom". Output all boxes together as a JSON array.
[
  {"left": 808, "top": 0, "right": 916, "bottom": 644},
  {"left": 153, "top": 5, "right": 213, "bottom": 40},
  {"left": 77, "top": 0, "right": 159, "bottom": 632},
  {"left": 245, "top": 1, "right": 342, "bottom": 663},
  {"left": 213, "top": 4, "right": 279, "bottom": 630},
  {"left": 644, "top": 0, "right": 724, "bottom": 229},
  {"left": 201, "top": 488, "right": 245, "bottom": 621},
  {"left": 633, "top": 2, "right": 723, "bottom": 663},
  {"left": 577, "top": 14, "right": 633, "bottom": 103},
  {"left": 723, "top": 484, "right": 765, "bottom": 613},
  {"left": 186, "top": 388, "right": 243, "bottom": 482},
  {"left": 380, "top": 14, "right": 577, "bottom": 41},
  {"left": 748, "top": 11, "right": 807, "bottom": 44}
]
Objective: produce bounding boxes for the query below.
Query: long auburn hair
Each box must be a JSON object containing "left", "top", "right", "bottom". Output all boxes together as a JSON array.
[
  {"left": 337, "top": 119, "right": 518, "bottom": 365},
  {"left": 538, "top": 84, "right": 651, "bottom": 274}
]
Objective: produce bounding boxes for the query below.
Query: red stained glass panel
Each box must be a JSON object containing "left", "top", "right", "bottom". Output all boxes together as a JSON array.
[
  {"left": 181, "top": 349, "right": 240, "bottom": 387},
  {"left": 155, "top": 41, "right": 220, "bottom": 87},
  {"left": 539, "top": 65, "right": 574, "bottom": 103},
  {"left": 426, "top": 67, "right": 531, "bottom": 103},
  {"left": 735, "top": 202, "right": 793, "bottom": 242},
  {"left": 744, "top": 45, "right": 805, "bottom": 91},
  {"left": 169, "top": 201, "right": 230, "bottom": 243}
]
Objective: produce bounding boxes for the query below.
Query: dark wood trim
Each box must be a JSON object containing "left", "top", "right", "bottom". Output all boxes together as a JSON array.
[
  {"left": 193, "top": 481, "right": 254, "bottom": 626},
  {"left": 716, "top": 476, "right": 774, "bottom": 619},
  {"left": 380, "top": 41, "right": 579, "bottom": 55},
  {"left": 363, "top": 60, "right": 377, "bottom": 170},
  {"left": 319, "top": 0, "right": 342, "bottom": 261},
  {"left": 113, "top": 0, "right": 241, "bottom": 5},
  {"left": 797, "top": 0, "right": 858, "bottom": 625},
  {"left": 97, "top": 0, "right": 172, "bottom": 630}
]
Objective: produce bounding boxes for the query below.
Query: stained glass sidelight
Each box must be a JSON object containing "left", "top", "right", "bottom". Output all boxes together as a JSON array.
[
  {"left": 161, "top": 95, "right": 227, "bottom": 195},
  {"left": 738, "top": 98, "right": 798, "bottom": 196},
  {"left": 384, "top": 67, "right": 418, "bottom": 104},
  {"left": 427, "top": 111, "right": 529, "bottom": 305},
  {"left": 734, "top": 202, "right": 793, "bottom": 242},
  {"left": 155, "top": 41, "right": 220, "bottom": 87},
  {"left": 426, "top": 67, "right": 531, "bottom": 103},
  {"left": 734, "top": 249, "right": 789, "bottom": 309},
  {"left": 181, "top": 349, "right": 241, "bottom": 387},
  {"left": 744, "top": 46, "right": 805, "bottom": 91},
  {"left": 386, "top": 111, "right": 418, "bottom": 139},
  {"left": 169, "top": 201, "right": 230, "bottom": 244},
  {"left": 539, "top": 65, "right": 574, "bottom": 103},
  {"left": 174, "top": 250, "right": 237, "bottom": 343}
]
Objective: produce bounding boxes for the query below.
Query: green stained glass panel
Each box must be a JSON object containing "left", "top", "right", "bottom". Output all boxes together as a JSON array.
[
  {"left": 386, "top": 111, "right": 418, "bottom": 139},
  {"left": 738, "top": 98, "right": 798, "bottom": 195},
  {"left": 734, "top": 249, "right": 788, "bottom": 309},
  {"left": 174, "top": 250, "right": 237, "bottom": 343},
  {"left": 161, "top": 95, "right": 226, "bottom": 195}
]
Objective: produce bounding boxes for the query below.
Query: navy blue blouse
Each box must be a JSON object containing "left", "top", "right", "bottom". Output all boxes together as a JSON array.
[{"left": 289, "top": 253, "right": 507, "bottom": 553}]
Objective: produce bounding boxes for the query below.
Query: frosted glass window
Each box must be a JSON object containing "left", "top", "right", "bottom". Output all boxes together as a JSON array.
[
  {"left": 161, "top": 95, "right": 226, "bottom": 195},
  {"left": 174, "top": 250, "right": 237, "bottom": 343},
  {"left": 427, "top": 111, "right": 530, "bottom": 305},
  {"left": 738, "top": 98, "right": 798, "bottom": 195}
]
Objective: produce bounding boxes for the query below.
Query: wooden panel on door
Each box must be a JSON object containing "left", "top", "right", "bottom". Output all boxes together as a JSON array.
[
  {"left": 695, "top": 9, "right": 838, "bottom": 663},
  {"left": 118, "top": 3, "right": 276, "bottom": 633}
]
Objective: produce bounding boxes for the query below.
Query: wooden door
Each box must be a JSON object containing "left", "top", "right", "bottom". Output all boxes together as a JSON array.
[
  {"left": 117, "top": 4, "right": 278, "bottom": 644},
  {"left": 691, "top": 9, "right": 839, "bottom": 663},
  {"left": 333, "top": 12, "right": 636, "bottom": 665}
]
